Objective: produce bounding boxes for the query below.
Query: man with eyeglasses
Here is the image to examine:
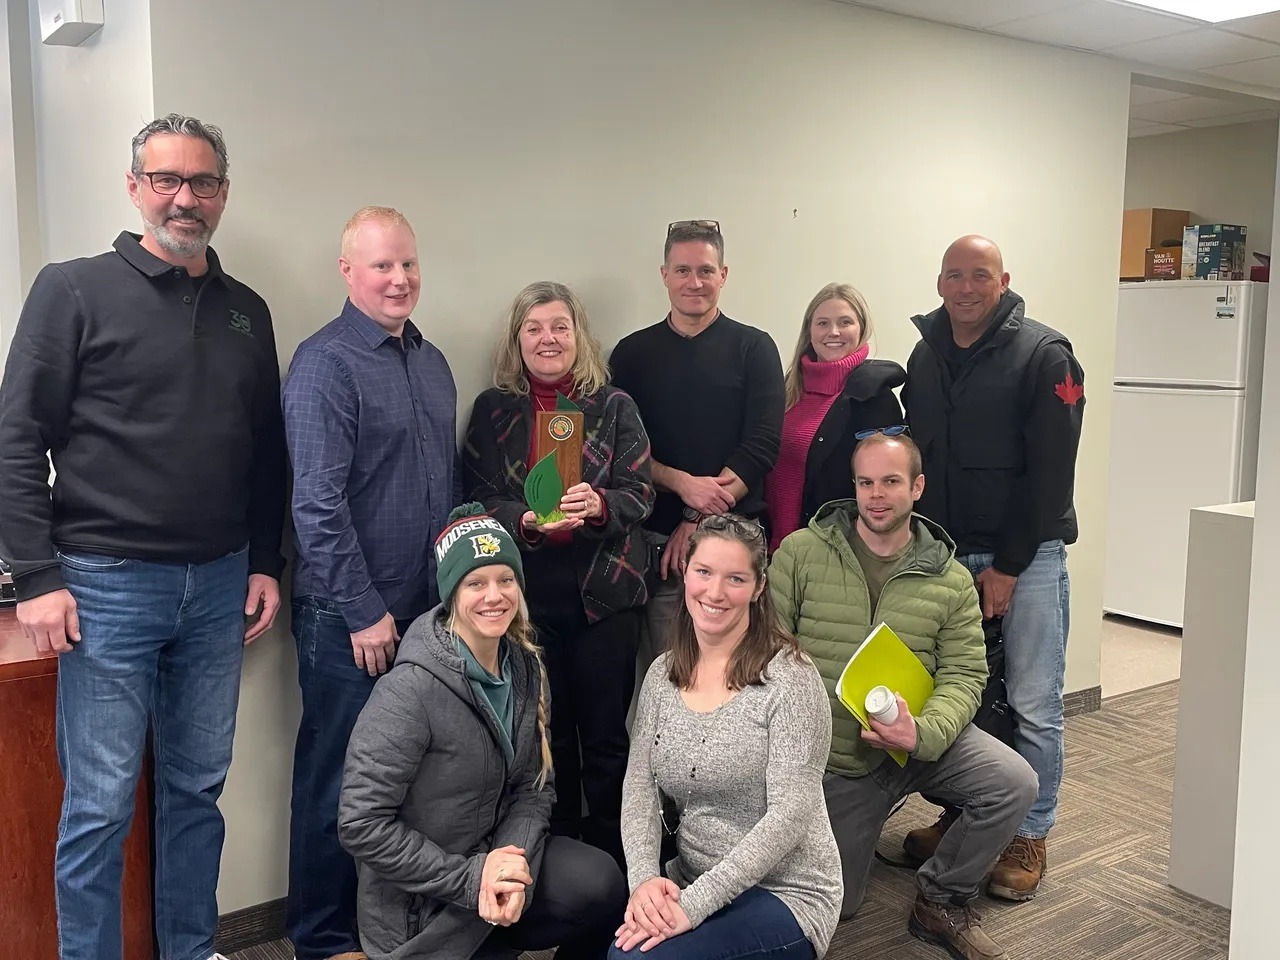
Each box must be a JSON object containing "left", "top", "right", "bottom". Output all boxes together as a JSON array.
[
  {"left": 0, "top": 114, "right": 286, "bottom": 960},
  {"left": 900, "top": 235, "right": 1085, "bottom": 904},
  {"left": 771, "top": 430, "right": 1036, "bottom": 960},
  {"left": 610, "top": 220, "right": 783, "bottom": 656}
]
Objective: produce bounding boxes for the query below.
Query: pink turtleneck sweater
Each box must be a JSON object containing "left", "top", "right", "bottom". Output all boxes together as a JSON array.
[{"left": 766, "top": 345, "right": 869, "bottom": 552}]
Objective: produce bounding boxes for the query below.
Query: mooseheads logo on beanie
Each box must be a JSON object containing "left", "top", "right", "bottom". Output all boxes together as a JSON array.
[{"left": 435, "top": 503, "right": 526, "bottom": 605}]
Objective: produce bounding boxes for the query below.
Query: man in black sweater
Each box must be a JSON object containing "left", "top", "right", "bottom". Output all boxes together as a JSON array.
[
  {"left": 610, "top": 221, "right": 783, "bottom": 655},
  {"left": 0, "top": 115, "right": 286, "bottom": 960},
  {"left": 901, "top": 235, "right": 1085, "bottom": 905}
]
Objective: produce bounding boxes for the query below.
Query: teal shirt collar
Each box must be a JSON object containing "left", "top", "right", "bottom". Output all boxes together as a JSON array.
[{"left": 455, "top": 636, "right": 516, "bottom": 764}]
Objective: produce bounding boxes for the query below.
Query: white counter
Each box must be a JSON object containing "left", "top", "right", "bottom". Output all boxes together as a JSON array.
[{"left": 1168, "top": 500, "right": 1254, "bottom": 908}]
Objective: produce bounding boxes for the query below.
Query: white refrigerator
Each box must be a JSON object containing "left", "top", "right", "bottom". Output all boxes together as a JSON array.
[{"left": 1104, "top": 280, "right": 1268, "bottom": 628}]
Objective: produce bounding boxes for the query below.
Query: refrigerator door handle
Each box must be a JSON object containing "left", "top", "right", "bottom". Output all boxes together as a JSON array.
[{"left": 1114, "top": 381, "right": 1246, "bottom": 392}]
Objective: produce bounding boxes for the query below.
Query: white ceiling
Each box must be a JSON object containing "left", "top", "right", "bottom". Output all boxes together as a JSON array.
[{"left": 834, "top": 0, "right": 1280, "bottom": 135}]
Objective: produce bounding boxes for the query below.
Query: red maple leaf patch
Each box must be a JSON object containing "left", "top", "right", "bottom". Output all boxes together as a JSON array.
[{"left": 1054, "top": 372, "right": 1084, "bottom": 406}]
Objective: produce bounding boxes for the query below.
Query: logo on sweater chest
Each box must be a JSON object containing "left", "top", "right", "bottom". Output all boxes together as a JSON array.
[{"left": 229, "top": 310, "right": 253, "bottom": 336}]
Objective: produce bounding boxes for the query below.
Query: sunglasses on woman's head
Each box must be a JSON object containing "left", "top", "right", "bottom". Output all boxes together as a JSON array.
[
  {"left": 698, "top": 514, "right": 765, "bottom": 542},
  {"left": 854, "top": 424, "right": 910, "bottom": 441}
]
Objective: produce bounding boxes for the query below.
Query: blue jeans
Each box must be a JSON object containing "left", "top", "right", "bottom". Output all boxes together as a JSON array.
[
  {"left": 287, "top": 597, "right": 388, "bottom": 959},
  {"left": 607, "top": 886, "right": 814, "bottom": 960},
  {"left": 959, "top": 540, "right": 1070, "bottom": 838},
  {"left": 54, "top": 545, "right": 249, "bottom": 960}
]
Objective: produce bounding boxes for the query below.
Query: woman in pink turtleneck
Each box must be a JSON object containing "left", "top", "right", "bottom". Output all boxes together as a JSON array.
[{"left": 765, "top": 283, "right": 905, "bottom": 552}]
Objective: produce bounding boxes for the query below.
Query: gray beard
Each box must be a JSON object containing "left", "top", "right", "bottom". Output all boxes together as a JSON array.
[{"left": 144, "top": 211, "right": 214, "bottom": 258}]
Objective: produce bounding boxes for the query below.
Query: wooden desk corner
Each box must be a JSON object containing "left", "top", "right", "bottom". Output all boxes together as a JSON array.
[{"left": 0, "top": 608, "right": 155, "bottom": 959}]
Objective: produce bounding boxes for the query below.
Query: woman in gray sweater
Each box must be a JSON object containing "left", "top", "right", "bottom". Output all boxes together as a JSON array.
[
  {"left": 338, "top": 504, "right": 626, "bottom": 960},
  {"left": 612, "top": 515, "right": 842, "bottom": 960}
]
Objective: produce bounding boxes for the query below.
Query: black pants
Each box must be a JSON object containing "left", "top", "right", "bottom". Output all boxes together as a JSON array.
[
  {"left": 480, "top": 835, "right": 628, "bottom": 960},
  {"left": 526, "top": 551, "right": 641, "bottom": 867}
]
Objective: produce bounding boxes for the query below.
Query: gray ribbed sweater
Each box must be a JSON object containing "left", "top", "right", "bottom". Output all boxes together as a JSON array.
[{"left": 621, "top": 650, "right": 843, "bottom": 956}]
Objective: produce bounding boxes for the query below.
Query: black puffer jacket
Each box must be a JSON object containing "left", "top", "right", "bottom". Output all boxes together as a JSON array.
[{"left": 338, "top": 608, "right": 552, "bottom": 960}]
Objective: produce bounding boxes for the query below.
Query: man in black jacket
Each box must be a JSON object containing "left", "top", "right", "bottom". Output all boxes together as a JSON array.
[
  {"left": 0, "top": 115, "right": 286, "bottom": 960},
  {"left": 901, "top": 235, "right": 1084, "bottom": 903}
]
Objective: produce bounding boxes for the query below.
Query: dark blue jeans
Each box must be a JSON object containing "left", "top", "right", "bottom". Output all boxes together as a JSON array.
[
  {"left": 55, "top": 545, "right": 249, "bottom": 960},
  {"left": 287, "top": 597, "right": 400, "bottom": 959},
  {"left": 607, "top": 886, "right": 815, "bottom": 960}
]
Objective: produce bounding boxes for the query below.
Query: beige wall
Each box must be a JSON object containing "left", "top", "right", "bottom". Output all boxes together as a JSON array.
[
  {"left": 25, "top": 0, "right": 153, "bottom": 263},
  {"left": 15, "top": 0, "right": 1130, "bottom": 912},
  {"left": 1, "top": 0, "right": 40, "bottom": 361},
  {"left": 1125, "top": 119, "right": 1278, "bottom": 256},
  {"left": 0, "top": 1, "right": 24, "bottom": 360}
]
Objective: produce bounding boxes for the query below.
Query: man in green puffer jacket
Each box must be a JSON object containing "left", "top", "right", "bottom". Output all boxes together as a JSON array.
[{"left": 771, "top": 432, "right": 1036, "bottom": 960}]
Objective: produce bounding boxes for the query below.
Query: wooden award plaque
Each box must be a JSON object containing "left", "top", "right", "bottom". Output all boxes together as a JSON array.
[{"left": 533, "top": 410, "right": 584, "bottom": 490}]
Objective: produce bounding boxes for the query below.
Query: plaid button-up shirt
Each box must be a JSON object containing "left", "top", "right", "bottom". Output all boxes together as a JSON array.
[{"left": 283, "top": 300, "right": 459, "bottom": 631}]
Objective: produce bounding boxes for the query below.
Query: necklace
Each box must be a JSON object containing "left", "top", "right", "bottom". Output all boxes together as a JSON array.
[{"left": 651, "top": 684, "right": 733, "bottom": 837}]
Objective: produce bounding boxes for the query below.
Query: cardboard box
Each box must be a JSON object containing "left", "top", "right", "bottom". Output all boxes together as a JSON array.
[
  {"left": 1144, "top": 246, "right": 1182, "bottom": 280},
  {"left": 1182, "top": 224, "right": 1248, "bottom": 281},
  {"left": 1122, "top": 208, "right": 1192, "bottom": 280}
]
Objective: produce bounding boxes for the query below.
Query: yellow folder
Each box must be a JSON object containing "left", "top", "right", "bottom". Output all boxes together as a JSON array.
[{"left": 836, "top": 621, "right": 936, "bottom": 767}]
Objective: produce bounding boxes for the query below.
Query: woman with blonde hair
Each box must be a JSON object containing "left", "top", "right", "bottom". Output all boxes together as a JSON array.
[
  {"left": 463, "top": 281, "right": 654, "bottom": 866},
  {"left": 612, "top": 514, "right": 841, "bottom": 959},
  {"left": 765, "top": 283, "right": 904, "bottom": 552},
  {"left": 338, "top": 504, "right": 626, "bottom": 960}
]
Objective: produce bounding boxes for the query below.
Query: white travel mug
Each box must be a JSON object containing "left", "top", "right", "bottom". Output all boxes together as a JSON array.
[{"left": 865, "top": 685, "right": 899, "bottom": 725}]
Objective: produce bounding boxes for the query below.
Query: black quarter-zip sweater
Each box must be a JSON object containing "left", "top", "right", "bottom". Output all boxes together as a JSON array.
[{"left": 0, "top": 232, "right": 287, "bottom": 600}]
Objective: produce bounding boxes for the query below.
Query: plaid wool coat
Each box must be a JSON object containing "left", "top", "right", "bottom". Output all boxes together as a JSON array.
[{"left": 462, "top": 383, "right": 654, "bottom": 622}]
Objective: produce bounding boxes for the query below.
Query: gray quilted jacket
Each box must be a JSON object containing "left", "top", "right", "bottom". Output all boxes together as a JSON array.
[{"left": 338, "top": 607, "right": 552, "bottom": 960}]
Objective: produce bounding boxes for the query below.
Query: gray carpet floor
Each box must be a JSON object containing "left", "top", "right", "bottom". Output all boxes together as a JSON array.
[{"left": 232, "top": 680, "right": 1229, "bottom": 960}]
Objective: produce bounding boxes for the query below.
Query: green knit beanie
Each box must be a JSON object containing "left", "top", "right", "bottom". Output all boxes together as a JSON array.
[{"left": 434, "top": 503, "right": 526, "bottom": 606}]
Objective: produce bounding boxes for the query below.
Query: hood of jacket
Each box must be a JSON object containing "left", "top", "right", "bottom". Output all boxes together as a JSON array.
[{"left": 839, "top": 357, "right": 906, "bottom": 402}]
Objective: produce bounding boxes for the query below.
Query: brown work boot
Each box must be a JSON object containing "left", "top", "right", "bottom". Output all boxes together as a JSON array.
[
  {"left": 326, "top": 953, "right": 367, "bottom": 960},
  {"left": 903, "top": 808, "right": 958, "bottom": 865},
  {"left": 987, "top": 835, "right": 1046, "bottom": 902},
  {"left": 908, "top": 894, "right": 1010, "bottom": 960}
]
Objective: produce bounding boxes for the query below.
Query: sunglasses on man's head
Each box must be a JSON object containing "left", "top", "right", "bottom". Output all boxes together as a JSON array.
[
  {"left": 667, "top": 219, "right": 721, "bottom": 236},
  {"left": 854, "top": 424, "right": 910, "bottom": 441}
]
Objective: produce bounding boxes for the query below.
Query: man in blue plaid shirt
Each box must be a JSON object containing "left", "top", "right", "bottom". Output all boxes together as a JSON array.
[{"left": 281, "top": 206, "right": 459, "bottom": 960}]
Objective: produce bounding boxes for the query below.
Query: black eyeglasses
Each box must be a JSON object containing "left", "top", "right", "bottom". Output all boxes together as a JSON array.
[
  {"left": 698, "top": 514, "right": 765, "bottom": 542},
  {"left": 667, "top": 219, "right": 721, "bottom": 236},
  {"left": 854, "top": 424, "right": 910, "bottom": 441},
  {"left": 138, "top": 172, "right": 225, "bottom": 199}
]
